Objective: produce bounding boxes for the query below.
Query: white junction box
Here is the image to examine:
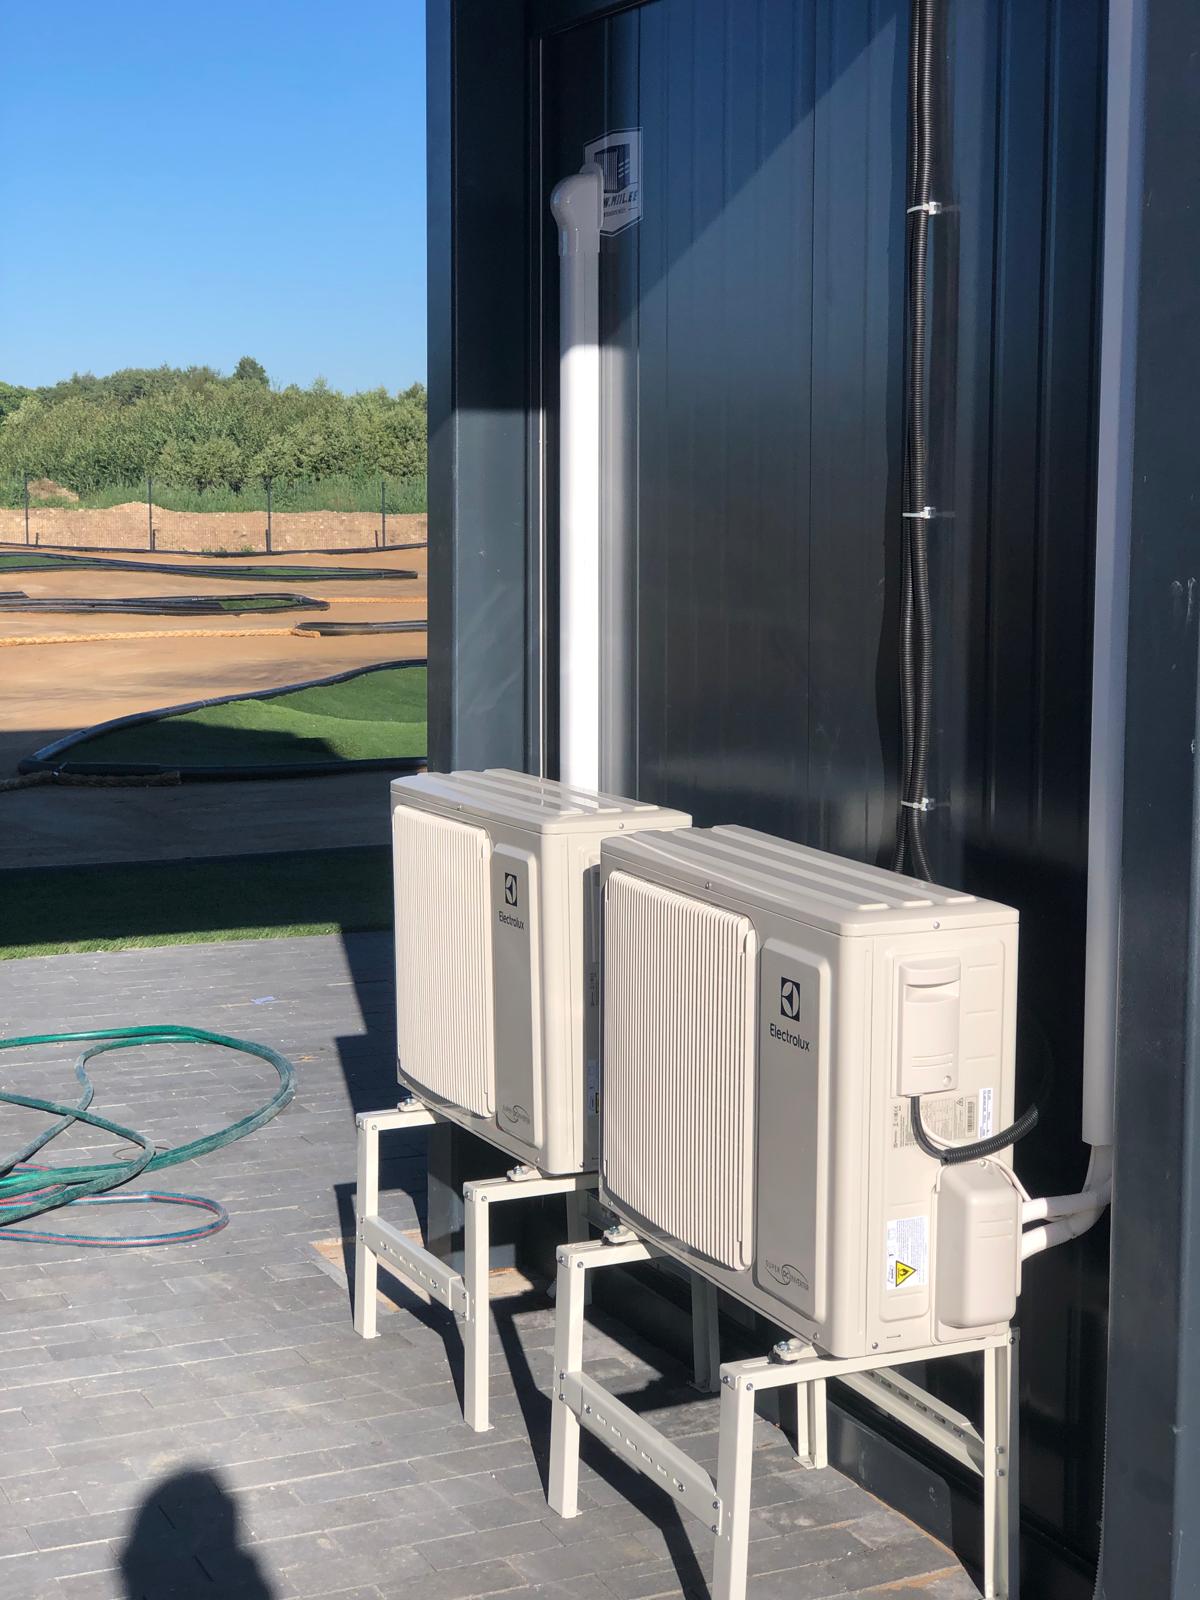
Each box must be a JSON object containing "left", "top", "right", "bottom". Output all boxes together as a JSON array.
[
  {"left": 392, "top": 769, "right": 689, "bottom": 1174},
  {"left": 599, "top": 826, "right": 1021, "bottom": 1357}
]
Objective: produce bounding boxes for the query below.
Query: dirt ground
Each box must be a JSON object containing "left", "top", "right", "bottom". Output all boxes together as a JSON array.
[
  {"left": 0, "top": 508, "right": 426, "bottom": 553},
  {"left": 0, "top": 546, "right": 427, "bottom": 869}
]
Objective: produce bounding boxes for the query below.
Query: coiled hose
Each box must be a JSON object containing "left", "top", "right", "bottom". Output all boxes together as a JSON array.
[{"left": 0, "top": 1025, "right": 295, "bottom": 1246}]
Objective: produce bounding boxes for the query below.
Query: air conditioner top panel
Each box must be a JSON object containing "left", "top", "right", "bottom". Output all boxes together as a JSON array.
[
  {"left": 601, "top": 825, "right": 1018, "bottom": 935},
  {"left": 391, "top": 769, "right": 690, "bottom": 835}
]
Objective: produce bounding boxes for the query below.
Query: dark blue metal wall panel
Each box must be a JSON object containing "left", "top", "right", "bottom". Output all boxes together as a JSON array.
[
  {"left": 536, "top": 3, "right": 1107, "bottom": 1586},
  {"left": 436, "top": 1, "right": 1109, "bottom": 1589}
]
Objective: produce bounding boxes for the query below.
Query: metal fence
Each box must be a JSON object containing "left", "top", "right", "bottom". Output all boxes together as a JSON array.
[{"left": 0, "top": 474, "right": 427, "bottom": 554}]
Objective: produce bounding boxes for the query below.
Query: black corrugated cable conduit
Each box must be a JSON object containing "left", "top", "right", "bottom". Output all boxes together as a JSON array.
[{"left": 897, "top": 0, "right": 1045, "bottom": 1160}]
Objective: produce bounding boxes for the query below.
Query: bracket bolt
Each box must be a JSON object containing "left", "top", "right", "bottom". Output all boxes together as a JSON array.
[
  {"left": 745, "top": 1383, "right": 754, "bottom": 1393},
  {"left": 584, "top": 1404, "right": 592, "bottom": 1415},
  {"left": 711, "top": 1525, "right": 718, "bottom": 1534},
  {"left": 712, "top": 1500, "right": 720, "bottom": 1511}
]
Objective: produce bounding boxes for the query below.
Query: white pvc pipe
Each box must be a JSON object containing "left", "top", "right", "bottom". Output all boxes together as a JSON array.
[
  {"left": 1022, "top": 1146, "right": 1113, "bottom": 1225},
  {"left": 1080, "top": 0, "right": 1145, "bottom": 1148},
  {"left": 550, "top": 165, "right": 603, "bottom": 792}
]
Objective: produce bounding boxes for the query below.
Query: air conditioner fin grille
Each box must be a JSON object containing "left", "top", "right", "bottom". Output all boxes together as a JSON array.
[
  {"left": 393, "top": 806, "right": 494, "bottom": 1117},
  {"left": 602, "top": 870, "right": 757, "bottom": 1272}
]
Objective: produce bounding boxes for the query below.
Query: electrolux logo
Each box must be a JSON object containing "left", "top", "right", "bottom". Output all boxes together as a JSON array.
[
  {"left": 498, "top": 870, "right": 525, "bottom": 932},
  {"left": 771, "top": 976, "right": 810, "bottom": 1051},
  {"left": 780, "top": 977, "right": 801, "bottom": 1021},
  {"left": 502, "top": 1103, "right": 531, "bottom": 1126}
]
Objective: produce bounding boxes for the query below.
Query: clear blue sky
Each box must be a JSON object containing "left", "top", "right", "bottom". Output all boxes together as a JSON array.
[{"left": 0, "top": 0, "right": 427, "bottom": 394}]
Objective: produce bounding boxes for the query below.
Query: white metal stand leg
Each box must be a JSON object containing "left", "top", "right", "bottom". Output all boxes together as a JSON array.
[
  {"left": 353, "top": 1113, "right": 380, "bottom": 1339},
  {"left": 691, "top": 1274, "right": 721, "bottom": 1393},
  {"left": 983, "top": 1332, "right": 1019, "bottom": 1599},
  {"left": 548, "top": 1247, "right": 586, "bottom": 1518},
  {"left": 794, "top": 1377, "right": 829, "bottom": 1469},
  {"left": 463, "top": 1183, "right": 492, "bottom": 1432},
  {"left": 712, "top": 1370, "right": 756, "bottom": 1600},
  {"left": 564, "top": 1186, "right": 593, "bottom": 1305},
  {"left": 353, "top": 1100, "right": 596, "bottom": 1434},
  {"left": 564, "top": 1187, "right": 589, "bottom": 1244},
  {"left": 543, "top": 1230, "right": 1017, "bottom": 1600}
]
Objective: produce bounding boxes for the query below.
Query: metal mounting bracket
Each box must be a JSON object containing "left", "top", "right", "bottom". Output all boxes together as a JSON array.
[
  {"left": 545, "top": 1230, "right": 1019, "bottom": 1600},
  {"left": 353, "top": 1098, "right": 597, "bottom": 1433}
]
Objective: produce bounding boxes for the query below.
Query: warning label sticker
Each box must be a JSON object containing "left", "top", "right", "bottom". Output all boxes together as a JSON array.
[
  {"left": 886, "top": 1214, "right": 928, "bottom": 1291},
  {"left": 892, "top": 1095, "right": 978, "bottom": 1149}
]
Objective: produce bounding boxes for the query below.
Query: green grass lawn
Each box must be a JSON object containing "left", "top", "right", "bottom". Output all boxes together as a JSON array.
[
  {"left": 62, "top": 664, "right": 427, "bottom": 769},
  {"left": 0, "top": 847, "right": 392, "bottom": 959}
]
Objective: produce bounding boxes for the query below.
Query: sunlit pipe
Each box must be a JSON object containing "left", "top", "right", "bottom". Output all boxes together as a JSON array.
[{"left": 550, "top": 165, "right": 603, "bottom": 792}]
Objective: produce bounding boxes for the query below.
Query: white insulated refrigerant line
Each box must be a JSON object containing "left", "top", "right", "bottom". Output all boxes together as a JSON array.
[{"left": 550, "top": 164, "right": 604, "bottom": 792}]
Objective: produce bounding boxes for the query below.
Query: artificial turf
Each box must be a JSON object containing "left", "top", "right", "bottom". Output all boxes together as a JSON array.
[
  {"left": 0, "top": 847, "right": 392, "bottom": 959},
  {"left": 0, "top": 592, "right": 321, "bottom": 616},
  {"left": 59, "top": 664, "right": 427, "bottom": 769},
  {"left": 0, "top": 552, "right": 414, "bottom": 582}
]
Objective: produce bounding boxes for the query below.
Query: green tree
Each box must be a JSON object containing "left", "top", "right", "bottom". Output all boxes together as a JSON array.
[
  {"left": 0, "top": 363, "right": 427, "bottom": 496},
  {"left": 233, "top": 356, "right": 269, "bottom": 386},
  {"left": 0, "top": 382, "right": 30, "bottom": 423}
]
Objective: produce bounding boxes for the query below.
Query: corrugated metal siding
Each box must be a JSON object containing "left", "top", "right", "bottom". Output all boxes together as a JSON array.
[
  {"left": 602, "top": 870, "right": 757, "bottom": 1271},
  {"left": 393, "top": 806, "right": 495, "bottom": 1117},
  {"left": 534, "top": 0, "right": 1107, "bottom": 1581}
]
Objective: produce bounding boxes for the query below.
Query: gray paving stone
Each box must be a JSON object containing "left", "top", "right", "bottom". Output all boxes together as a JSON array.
[{"left": 0, "top": 934, "right": 981, "bottom": 1599}]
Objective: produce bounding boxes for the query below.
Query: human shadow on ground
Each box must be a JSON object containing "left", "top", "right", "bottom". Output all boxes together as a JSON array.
[{"left": 119, "top": 1465, "right": 275, "bottom": 1598}]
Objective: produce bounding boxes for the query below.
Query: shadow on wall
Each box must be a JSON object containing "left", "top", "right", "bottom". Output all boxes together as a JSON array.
[{"left": 119, "top": 1466, "right": 274, "bottom": 1597}]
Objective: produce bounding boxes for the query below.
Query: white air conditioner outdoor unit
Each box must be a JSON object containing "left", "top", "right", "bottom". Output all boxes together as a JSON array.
[
  {"left": 392, "top": 769, "right": 690, "bottom": 1175},
  {"left": 599, "top": 825, "right": 1022, "bottom": 1357}
]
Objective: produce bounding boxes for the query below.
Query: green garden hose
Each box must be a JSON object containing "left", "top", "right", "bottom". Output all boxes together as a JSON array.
[{"left": 0, "top": 1025, "right": 295, "bottom": 1247}]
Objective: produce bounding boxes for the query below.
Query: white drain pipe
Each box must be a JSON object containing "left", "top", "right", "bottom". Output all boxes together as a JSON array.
[
  {"left": 1021, "top": 0, "right": 1144, "bottom": 1259},
  {"left": 550, "top": 165, "right": 604, "bottom": 793}
]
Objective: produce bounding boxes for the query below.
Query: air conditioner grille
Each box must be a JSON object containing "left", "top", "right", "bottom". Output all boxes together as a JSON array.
[
  {"left": 393, "top": 806, "right": 494, "bottom": 1117},
  {"left": 603, "top": 871, "right": 757, "bottom": 1272}
]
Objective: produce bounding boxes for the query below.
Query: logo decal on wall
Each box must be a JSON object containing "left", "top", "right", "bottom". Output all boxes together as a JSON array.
[
  {"left": 780, "top": 977, "right": 801, "bottom": 1022},
  {"left": 584, "top": 128, "right": 642, "bottom": 235},
  {"left": 765, "top": 1258, "right": 810, "bottom": 1292}
]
